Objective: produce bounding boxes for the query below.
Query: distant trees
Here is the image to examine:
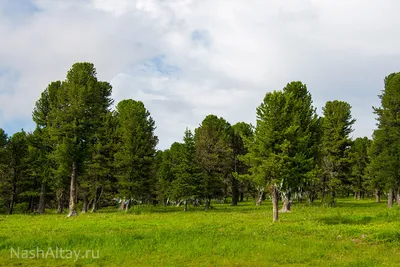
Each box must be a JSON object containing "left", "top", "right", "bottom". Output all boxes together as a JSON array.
[
  {"left": 3, "top": 62, "right": 400, "bottom": 217},
  {"left": 320, "top": 101, "right": 355, "bottom": 204},
  {"left": 370, "top": 72, "right": 400, "bottom": 207}
]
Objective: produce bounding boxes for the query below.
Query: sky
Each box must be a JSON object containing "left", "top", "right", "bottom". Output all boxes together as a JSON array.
[{"left": 0, "top": 0, "right": 399, "bottom": 150}]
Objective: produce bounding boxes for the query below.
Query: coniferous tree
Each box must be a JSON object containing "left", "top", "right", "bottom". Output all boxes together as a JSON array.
[
  {"left": 45, "top": 62, "right": 113, "bottom": 217},
  {"left": 195, "top": 115, "right": 232, "bottom": 210},
  {"left": 348, "top": 137, "right": 371, "bottom": 200},
  {"left": 320, "top": 100, "right": 355, "bottom": 204},
  {"left": 370, "top": 72, "right": 400, "bottom": 207},
  {"left": 114, "top": 99, "right": 158, "bottom": 209}
]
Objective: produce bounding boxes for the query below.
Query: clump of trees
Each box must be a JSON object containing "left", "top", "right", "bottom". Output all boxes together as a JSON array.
[{"left": 1, "top": 62, "right": 400, "bottom": 222}]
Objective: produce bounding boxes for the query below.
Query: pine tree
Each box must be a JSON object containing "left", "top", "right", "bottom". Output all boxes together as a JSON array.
[
  {"left": 114, "top": 99, "right": 158, "bottom": 209},
  {"left": 320, "top": 100, "right": 355, "bottom": 205}
]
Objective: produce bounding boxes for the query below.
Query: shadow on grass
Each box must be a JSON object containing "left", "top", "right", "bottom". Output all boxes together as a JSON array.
[{"left": 319, "top": 215, "right": 373, "bottom": 225}]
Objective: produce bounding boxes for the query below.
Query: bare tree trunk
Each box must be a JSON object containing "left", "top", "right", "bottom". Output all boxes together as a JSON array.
[
  {"left": 67, "top": 161, "right": 78, "bottom": 217},
  {"left": 119, "top": 198, "right": 126, "bottom": 210},
  {"left": 184, "top": 200, "right": 188, "bottom": 212},
  {"left": 357, "top": 191, "right": 361, "bottom": 200},
  {"left": 239, "top": 192, "right": 244, "bottom": 202},
  {"left": 205, "top": 198, "right": 210, "bottom": 211},
  {"left": 375, "top": 189, "right": 380, "bottom": 203},
  {"left": 279, "top": 195, "right": 291, "bottom": 213},
  {"left": 91, "top": 186, "right": 102, "bottom": 212},
  {"left": 57, "top": 189, "right": 65, "bottom": 214},
  {"left": 388, "top": 188, "right": 394, "bottom": 208},
  {"left": 231, "top": 177, "right": 239, "bottom": 206},
  {"left": 272, "top": 184, "right": 279, "bottom": 222},
  {"left": 397, "top": 191, "right": 400, "bottom": 206},
  {"left": 38, "top": 182, "right": 46, "bottom": 214},
  {"left": 81, "top": 194, "right": 89, "bottom": 213},
  {"left": 256, "top": 190, "right": 263, "bottom": 206}
]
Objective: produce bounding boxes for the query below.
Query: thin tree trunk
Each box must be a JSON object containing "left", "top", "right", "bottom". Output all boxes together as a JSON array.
[
  {"left": 205, "top": 198, "right": 210, "bottom": 211},
  {"left": 231, "top": 177, "right": 239, "bottom": 206},
  {"left": 388, "top": 188, "right": 394, "bottom": 208},
  {"left": 38, "top": 182, "right": 46, "bottom": 214},
  {"left": 81, "top": 194, "right": 89, "bottom": 213},
  {"left": 240, "top": 192, "right": 244, "bottom": 202},
  {"left": 9, "top": 179, "right": 17, "bottom": 215},
  {"left": 375, "top": 189, "right": 380, "bottom": 203},
  {"left": 357, "top": 191, "right": 361, "bottom": 200},
  {"left": 397, "top": 191, "right": 400, "bottom": 206},
  {"left": 256, "top": 190, "right": 263, "bottom": 206},
  {"left": 57, "top": 189, "right": 65, "bottom": 214},
  {"left": 67, "top": 161, "right": 78, "bottom": 217},
  {"left": 184, "top": 200, "right": 188, "bottom": 212},
  {"left": 91, "top": 186, "right": 102, "bottom": 212},
  {"left": 26, "top": 195, "right": 33, "bottom": 213},
  {"left": 272, "top": 184, "right": 279, "bottom": 222}
]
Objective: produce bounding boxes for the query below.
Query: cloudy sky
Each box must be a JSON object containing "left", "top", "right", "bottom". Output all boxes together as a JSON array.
[{"left": 0, "top": 0, "right": 399, "bottom": 149}]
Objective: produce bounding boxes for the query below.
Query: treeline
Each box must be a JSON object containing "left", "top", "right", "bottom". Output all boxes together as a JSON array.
[{"left": 0, "top": 63, "right": 399, "bottom": 221}]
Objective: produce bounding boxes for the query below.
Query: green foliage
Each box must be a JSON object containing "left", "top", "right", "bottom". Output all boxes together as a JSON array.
[
  {"left": 320, "top": 100, "right": 355, "bottom": 197},
  {"left": 370, "top": 72, "right": 400, "bottom": 193},
  {"left": 348, "top": 137, "right": 371, "bottom": 196},
  {"left": 241, "top": 82, "right": 318, "bottom": 198},
  {"left": 194, "top": 115, "right": 233, "bottom": 200},
  {"left": 114, "top": 99, "right": 158, "bottom": 202}
]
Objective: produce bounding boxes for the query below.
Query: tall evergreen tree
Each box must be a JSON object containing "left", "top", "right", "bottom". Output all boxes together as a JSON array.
[
  {"left": 114, "top": 99, "right": 158, "bottom": 209},
  {"left": 320, "top": 100, "right": 355, "bottom": 204},
  {"left": 370, "top": 72, "right": 400, "bottom": 207},
  {"left": 241, "top": 81, "right": 318, "bottom": 221},
  {"left": 46, "top": 62, "right": 113, "bottom": 217},
  {"left": 348, "top": 137, "right": 371, "bottom": 200},
  {"left": 195, "top": 115, "right": 232, "bottom": 210}
]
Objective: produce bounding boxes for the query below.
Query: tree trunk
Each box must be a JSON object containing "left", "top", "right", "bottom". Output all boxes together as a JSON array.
[
  {"left": 231, "top": 177, "right": 239, "bottom": 206},
  {"left": 375, "top": 189, "right": 380, "bottom": 203},
  {"left": 272, "top": 184, "right": 279, "bottom": 222},
  {"left": 38, "top": 182, "right": 46, "bottom": 214},
  {"left": 81, "top": 194, "right": 89, "bottom": 213},
  {"left": 26, "top": 195, "right": 34, "bottom": 213},
  {"left": 119, "top": 198, "right": 126, "bottom": 210},
  {"left": 67, "top": 161, "right": 78, "bottom": 217},
  {"left": 91, "top": 186, "right": 102, "bottom": 212},
  {"left": 57, "top": 189, "right": 65, "bottom": 214},
  {"left": 9, "top": 180, "right": 17, "bottom": 215},
  {"left": 357, "top": 191, "right": 361, "bottom": 200},
  {"left": 205, "top": 198, "right": 210, "bottom": 211},
  {"left": 256, "top": 190, "right": 263, "bottom": 206},
  {"left": 397, "top": 191, "right": 400, "bottom": 206},
  {"left": 388, "top": 188, "right": 394, "bottom": 208},
  {"left": 239, "top": 192, "right": 244, "bottom": 202},
  {"left": 279, "top": 197, "right": 291, "bottom": 213},
  {"left": 184, "top": 200, "right": 188, "bottom": 212}
]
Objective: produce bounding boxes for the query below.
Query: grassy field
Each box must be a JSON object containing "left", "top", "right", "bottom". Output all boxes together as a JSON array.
[{"left": 1, "top": 198, "right": 400, "bottom": 266}]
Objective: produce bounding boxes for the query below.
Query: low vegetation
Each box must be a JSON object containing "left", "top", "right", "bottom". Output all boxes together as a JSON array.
[{"left": 1, "top": 198, "right": 400, "bottom": 266}]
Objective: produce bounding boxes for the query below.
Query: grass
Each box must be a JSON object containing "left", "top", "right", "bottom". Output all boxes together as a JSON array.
[{"left": 1, "top": 198, "right": 400, "bottom": 266}]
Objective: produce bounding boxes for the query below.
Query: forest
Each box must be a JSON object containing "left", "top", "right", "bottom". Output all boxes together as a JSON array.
[{"left": 0, "top": 62, "right": 399, "bottom": 222}]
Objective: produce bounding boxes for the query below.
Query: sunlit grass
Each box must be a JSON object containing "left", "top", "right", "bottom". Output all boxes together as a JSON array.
[{"left": 1, "top": 198, "right": 399, "bottom": 266}]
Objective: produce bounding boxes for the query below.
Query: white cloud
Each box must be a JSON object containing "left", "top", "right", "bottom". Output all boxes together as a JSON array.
[{"left": 0, "top": 0, "right": 399, "bottom": 149}]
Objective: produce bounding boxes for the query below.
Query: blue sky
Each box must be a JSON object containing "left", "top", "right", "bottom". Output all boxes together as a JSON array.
[{"left": 0, "top": 0, "right": 399, "bottom": 149}]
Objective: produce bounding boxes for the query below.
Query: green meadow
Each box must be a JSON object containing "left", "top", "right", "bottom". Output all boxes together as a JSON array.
[{"left": 1, "top": 198, "right": 400, "bottom": 266}]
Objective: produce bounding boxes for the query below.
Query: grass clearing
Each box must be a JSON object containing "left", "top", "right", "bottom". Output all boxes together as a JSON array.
[{"left": 1, "top": 198, "right": 400, "bottom": 266}]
